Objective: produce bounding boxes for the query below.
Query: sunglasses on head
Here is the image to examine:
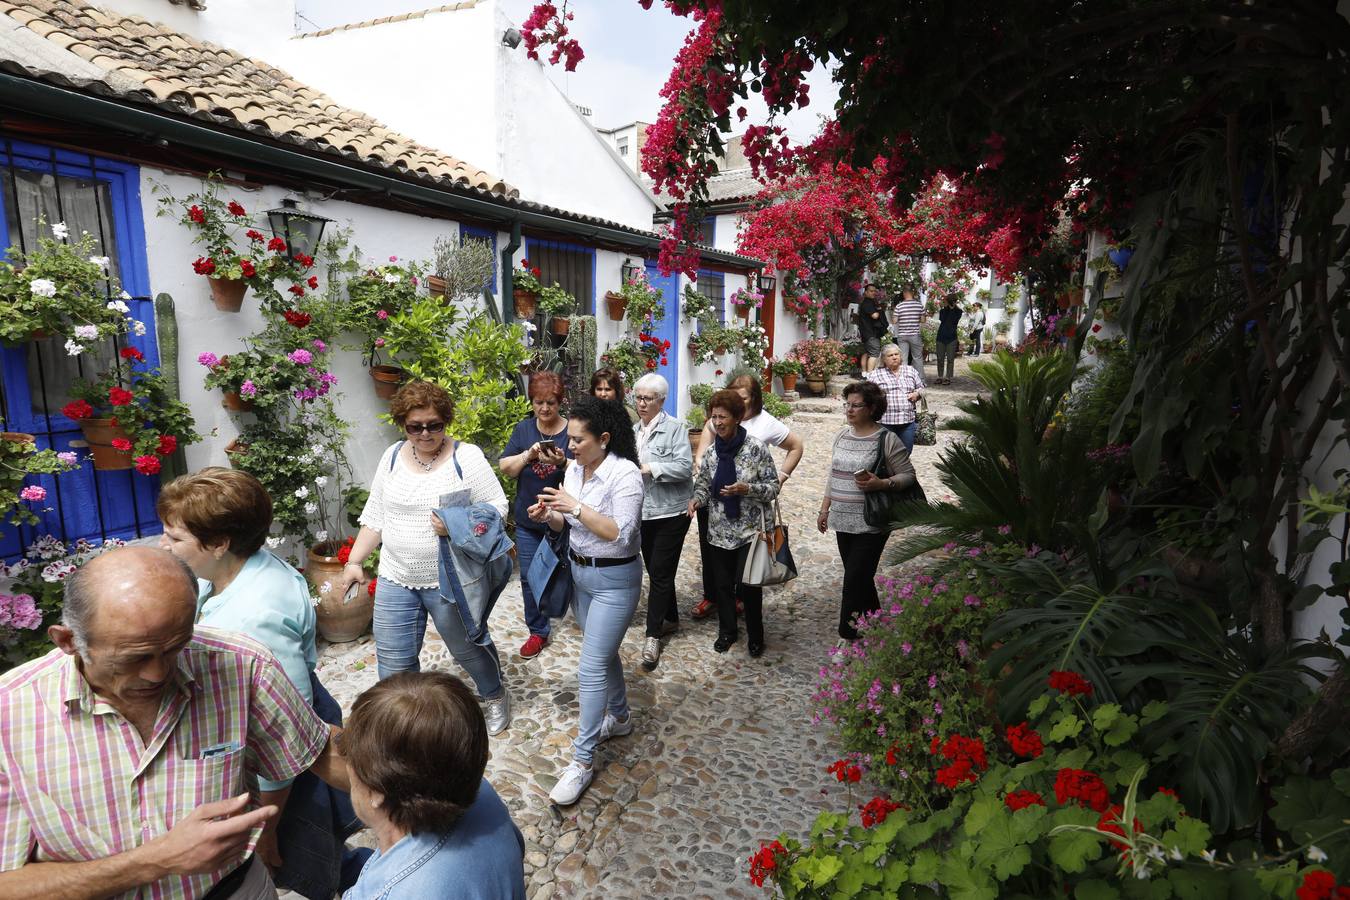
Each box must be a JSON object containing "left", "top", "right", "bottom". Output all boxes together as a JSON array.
[{"left": 404, "top": 421, "right": 446, "bottom": 435}]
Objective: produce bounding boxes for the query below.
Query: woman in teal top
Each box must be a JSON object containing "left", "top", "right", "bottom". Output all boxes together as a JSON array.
[{"left": 158, "top": 467, "right": 362, "bottom": 899}]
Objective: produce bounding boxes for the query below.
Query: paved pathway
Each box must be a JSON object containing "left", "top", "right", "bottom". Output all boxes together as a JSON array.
[{"left": 311, "top": 357, "right": 983, "bottom": 899}]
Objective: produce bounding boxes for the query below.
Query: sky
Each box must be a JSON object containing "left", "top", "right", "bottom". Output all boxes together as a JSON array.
[{"left": 299, "top": 0, "right": 835, "bottom": 140}]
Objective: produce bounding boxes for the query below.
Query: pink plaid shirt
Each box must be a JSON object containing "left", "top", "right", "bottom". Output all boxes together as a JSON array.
[
  {"left": 865, "top": 365, "right": 925, "bottom": 424},
  {"left": 0, "top": 627, "right": 330, "bottom": 898}
]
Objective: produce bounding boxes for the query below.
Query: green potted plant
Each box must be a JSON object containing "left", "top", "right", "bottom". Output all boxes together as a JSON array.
[
  {"left": 686, "top": 382, "right": 714, "bottom": 442},
  {"left": 427, "top": 233, "right": 495, "bottom": 302},
  {"left": 2, "top": 535, "right": 127, "bottom": 667},
  {"left": 537, "top": 283, "right": 577, "bottom": 335},
  {"left": 729, "top": 286, "right": 764, "bottom": 320},
  {"left": 599, "top": 333, "right": 665, "bottom": 392},
  {"left": 199, "top": 343, "right": 338, "bottom": 414},
  {"left": 730, "top": 323, "right": 771, "bottom": 372},
  {"left": 512, "top": 259, "right": 544, "bottom": 319},
  {"left": 0, "top": 225, "right": 130, "bottom": 351},
  {"left": 617, "top": 269, "right": 665, "bottom": 329},
  {"left": 0, "top": 431, "right": 78, "bottom": 531},
  {"left": 686, "top": 325, "right": 728, "bottom": 365},
  {"left": 680, "top": 284, "right": 717, "bottom": 323},
  {"left": 788, "top": 338, "right": 849, "bottom": 393},
  {"left": 771, "top": 356, "right": 804, "bottom": 392},
  {"left": 60, "top": 351, "right": 200, "bottom": 474}
]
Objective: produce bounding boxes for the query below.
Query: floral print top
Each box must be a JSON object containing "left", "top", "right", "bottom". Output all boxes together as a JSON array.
[{"left": 692, "top": 434, "right": 780, "bottom": 549}]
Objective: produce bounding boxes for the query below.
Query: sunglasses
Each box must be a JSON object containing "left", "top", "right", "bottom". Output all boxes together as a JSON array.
[{"left": 404, "top": 421, "right": 446, "bottom": 435}]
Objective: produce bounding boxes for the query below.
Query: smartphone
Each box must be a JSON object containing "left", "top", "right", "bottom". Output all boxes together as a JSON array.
[
  {"left": 853, "top": 469, "right": 868, "bottom": 477},
  {"left": 344, "top": 582, "right": 359, "bottom": 604}
]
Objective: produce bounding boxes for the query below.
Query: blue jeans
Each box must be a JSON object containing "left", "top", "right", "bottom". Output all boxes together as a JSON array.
[
  {"left": 571, "top": 558, "right": 641, "bottom": 764},
  {"left": 885, "top": 421, "right": 917, "bottom": 453},
  {"left": 515, "top": 525, "right": 550, "bottom": 638},
  {"left": 373, "top": 580, "right": 503, "bottom": 699}
]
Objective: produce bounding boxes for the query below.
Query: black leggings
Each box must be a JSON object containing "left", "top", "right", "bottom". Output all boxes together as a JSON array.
[
  {"left": 836, "top": 530, "right": 890, "bottom": 639},
  {"left": 704, "top": 542, "right": 763, "bottom": 644}
]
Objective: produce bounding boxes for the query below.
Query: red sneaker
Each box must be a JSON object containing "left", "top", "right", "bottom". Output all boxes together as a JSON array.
[
  {"left": 519, "top": 634, "right": 548, "bottom": 659},
  {"left": 691, "top": 598, "right": 715, "bottom": 619}
]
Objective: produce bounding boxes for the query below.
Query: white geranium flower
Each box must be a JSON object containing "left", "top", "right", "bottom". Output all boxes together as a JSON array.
[
  {"left": 304, "top": 501, "right": 318, "bottom": 515},
  {"left": 106, "top": 299, "right": 130, "bottom": 314},
  {"left": 294, "top": 486, "right": 309, "bottom": 499},
  {"left": 1308, "top": 846, "right": 1328, "bottom": 863},
  {"left": 29, "top": 278, "right": 57, "bottom": 298},
  {"left": 315, "top": 530, "right": 328, "bottom": 543},
  {"left": 383, "top": 273, "right": 401, "bottom": 284},
  {"left": 89, "top": 256, "right": 110, "bottom": 269},
  {"left": 51, "top": 222, "right": 69, "bottom": 239},
  {"left": 314, "top": 475, "right": 328, "bottom": 488},
  {"left": 118, "top": 290, "right": 131, "bottom": 300},
  {"left": 1168, "top": 847, "right": 1183, "bottom": 861},
  {"left": 73, "top": 325, "right": 99, "bottom": 340},
  {"left": 1199, "top": 849, "right": 1216, "bottom": 864},
  {"left": 265, "top": 536, "right": 283, "bottom": 549},
  {"left": 64, "top": 339, "right": 85, "bottom": 356},
  {"left": 131, "top": 320, "right": 147, "bottom": 336},
  {"left": 310, "top": 444, "right": 324, "bottom": 457}
]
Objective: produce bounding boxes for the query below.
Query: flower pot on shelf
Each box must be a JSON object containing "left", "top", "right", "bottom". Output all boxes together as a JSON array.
[
  {"left": 307, "top": 542, "right": 373, "bottom": 643},
  {"left": 550, "top": 316, "right": 571, "bottom": 336},
  {"left": 224, "top": 437, "right": 248, "bottom": 468},
  {"left": 221, "top": 390, "right": 255, "bottom": 412},
  {"left": 804, "top": 377, "right": 826, "bottom": 395},
  {"left": 780, "top": 374, "right": 798, "bottom": 392},
  {"left": 208, "top": 277, "right": 248, "bottom": 313},
  {"left": 513, "top": 289, "right": 539, "bottom": 319},
  {"left": 77, "top": 418, "right": 133, "bottom": 470},
  {"left": 604, "top": 291, "right": 627, "bottom": 322},
  {"left": 369, "top": 365, "right": 407, "bottom": 400}
]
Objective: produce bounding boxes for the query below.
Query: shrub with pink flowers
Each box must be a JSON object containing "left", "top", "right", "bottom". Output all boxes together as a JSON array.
[{"left": 1, "top": 536, "right": 125, "bottom": 665}]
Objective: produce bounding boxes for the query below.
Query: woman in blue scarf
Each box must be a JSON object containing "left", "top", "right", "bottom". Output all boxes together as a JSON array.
[{"left": 687, "top": 389, "right": 780, "bottom": 657}]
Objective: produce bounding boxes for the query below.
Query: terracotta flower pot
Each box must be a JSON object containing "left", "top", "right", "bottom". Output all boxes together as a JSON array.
[
  {"left": 307, "top": 542, "right": 373, "bottom": 643},
  {"left": 369, "top": 365, "right": 407, "bottom": 400},
  {"left": 78, "top": 418, "right": 133, "bottom": 470},
  {"left": 804, "top": 378, "right": 826, "bottom": 395},
  {"left": 221, "top": 390, "right": 255, "bottom": 412},
  {"left": 604, "top": 291, "right": 627, "bottom": 322},
  {"left": 780, "top": 373, "right": 798, "bottom": 392},
  {"left": 735, "top": 305, "right": 750, "bottom": 320},
  {"left": 513, "top": 289, "right": 539, "bottom": 319},
  {"left": 1, "top": 432, "right": 36, "bottom": 447},
  {"left": 208, "top": 277, "right": 248, "bottom": 312},
  {"left": 425, "top": 274, "right": 448, "bottom": 298},
  {"left": 224, "top": 437, "right": 248, "bottom": 468},
  {"left": 550, "top": 316, "right": 571, "bottom": 336}
]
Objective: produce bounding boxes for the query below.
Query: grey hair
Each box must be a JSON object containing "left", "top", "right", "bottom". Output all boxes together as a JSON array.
[
  {"left": 633, "top": 372, "right": 669, "bottom": 400},
  {"left": 62, "top": 550, "right": 197, "bottom": 653},
  {"left": 880, "top": 343, "right": 902, "bottom": 358}
]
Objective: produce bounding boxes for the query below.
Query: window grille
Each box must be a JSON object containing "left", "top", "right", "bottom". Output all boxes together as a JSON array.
[{"left": 526, "top": 238, "right": 595, "bottom": 315}]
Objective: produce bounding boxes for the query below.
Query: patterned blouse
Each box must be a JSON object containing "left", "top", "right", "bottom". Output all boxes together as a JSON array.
[
  {"left": 826, "top": 427, "right": 917, "bottom": 534},
  {"left": 692, "top": 434, "right": 780, "bottom": 549}
]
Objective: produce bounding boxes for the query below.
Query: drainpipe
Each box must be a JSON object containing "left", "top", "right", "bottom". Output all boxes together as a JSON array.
[{"left": 501, "top": 219, "right": 522, "bottom": 322}]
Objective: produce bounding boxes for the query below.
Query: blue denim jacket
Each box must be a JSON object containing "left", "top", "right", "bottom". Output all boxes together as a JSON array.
[
  {"left": 342, "top": 780, "right": 525, "bottom": 900},
  {"left": 432, "top": 502, "right": 514, "bottom": 646}
]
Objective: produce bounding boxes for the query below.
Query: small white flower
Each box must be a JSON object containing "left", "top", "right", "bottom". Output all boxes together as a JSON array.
[
  {"left": 314, "top": 476, "right": 328, "bottom": 488},
  {"left": 315, "top": 530, "right": 328, "bottom": 543},
  {"left": 1200, "top": 849, "right": 1216, "bottom": 864},
  {"left": 383, "top": 273, "right": 401, "bottom": 284},
  {"left": 310, "top": 594, "right": 321, "bottom": 607},
  {"left": 1146, "top": 846, "right": 1166, "bottom": 862},
  {"left": 131, "top": 320, "right": 146, "bottom": 336},
  {"left": 73, "top": 325, "right": 99, "bottom": 340},
  {"left": 29, "top": 278, "right": 57, "bottom": 298},
  {"left": 51, "top": 222, "right": 69, "bottom": 239},
  {"left": 1134, "top": 864, "right": 1151, "bottom": 880},
  {"left": 294, "top": 486, "right": 309, "bottom": 499},
  {"left": 265, "top": 536, "right": 283, "bottom": 549},
  {"left": 310, "top": 444, "right": 324, "bottom": 457},
  {"left": 118, "top": 290, "right": 131, "bottom": 300},
  {"left": 106, "top": 299, "right": 130, "bottom": 314},
  {"left": 89, "top": 255, "right": 110, "bottom": 269},
  {"left": 304, "top": 501, "right": 318, "bottom": 515},
  {"left": 1307, "top": 846, "right": 1328, "bottom": 863},
  {"left": 1168, "top": 847, "right": 1183, "bottom": 861},
  {"left": 64, "top": 339, "right": 85, "bottom": 356},
  {"left": 319, "top": 580, "right": 332, "bottom": 594}
]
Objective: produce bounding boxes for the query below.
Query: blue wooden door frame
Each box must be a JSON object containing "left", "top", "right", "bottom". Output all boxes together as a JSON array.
[{"left": 645, "top": 262, "right": 680, "bottom": 416}]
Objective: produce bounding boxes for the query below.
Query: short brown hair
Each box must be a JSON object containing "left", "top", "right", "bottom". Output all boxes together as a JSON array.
[
  {"left": 727, "top": 374, "right": 764, "bottom": 417},
  {"left": 708, "top": 388, "right": 746, "bottom": 422},
  {"left": 157, "top": 467, "right": 273, "bottom": 557},
  {"left": 844, "top": 380, "right": 887, "bottom": 422},
  {"left": 340, "top": 672, "right": 488, "bottom": 835},
  {"left": 528, "top": 371, "right": 565, "bottom": 404},
  {"left": 590, "top": 367, "right": 625, "bottom": 401},
  {"left": 389, "top": 381, "right": 454, "bottom": 426}
]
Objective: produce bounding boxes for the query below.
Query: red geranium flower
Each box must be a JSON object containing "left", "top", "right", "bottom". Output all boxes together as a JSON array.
[
  {"left": 188, "top": 205, "right": 205, "bottom": 224},
  {"left": 227, "top": 201, "right": 247, "bottom": 217},
  {"left": 826, "top": 759, "right": 862, "bottom": 783},
  {"left": 245, "top": 229, "right": 265, "bottom": 242},
  {"left": 111, "top": 438, "right": 132, "bottom": 452},
  {"left": 336, "top": 537, "right": 354, "bottom": 565},
  {"left": 1004, "top": 789, "right": 1044, "bottom": 811},
  {"left": 1048, "top": 670, "right": 1094, "bottom": 697},
  {"left": 120, "top": 346, "right": 144, "bottom": 362},
  {"left": 307, "top": 275, "right": 319, "bottom": 289},
  {"left": 747, "top": 840, "right": 786, "bottom": 888},
  {"left": 288, "top": 285, "right": 306, "bottom": 297},
  {"left": 156, "top": 435, "right": 178, "bottom": 456},
  {"left": 367, "top": 577, "right": 377, "bottom": 598},
  {"left": 532, "top": 267, "right": 541, "bottom": 277},
  {"left": 859, "top": 795, "right": 902, "bottom": 828},
  {"left": 1005, "top": 722, "right": 1044, "bottom": 758},
  {"left": 284, "top": 310, "right": 312, "bottom": 328},
  {"left": 107, "top": 387, "right": 134, "bottom": 407},
  {"left": 1295, "top": 871, "right": 1341, "bottom": 900},
  {"left": 192, "top": 256, "right": 216, "bottom": 276},
  {"left": 267, "top": 237, "right": 288, "bottom": 252},
  {"left": 62, "top": 399, "right": 93, "bottom": 420},
  {"left": 133, "top": 454, "right": 161, "bottom": 476},
  {"left": 520, "top": 258, "right": 529, "bottom": 267},
  {"left": 295, "top": 253, "right": 315, "bottom": 269},
  {"left": 931, "top": 734, "right": 988, "bottom": 790},
  {"left": 1054, "top": 768, "right": 1110, "bottom": 812},
  {"left": 240, "top": 259, "right": 256, "bottom": 278},
  {"left": 1091, "top": 323, "right": 1102, "bottom": 333},
  {"left": 1096, "top": 804, "right": 1144, "bottom": 852}
]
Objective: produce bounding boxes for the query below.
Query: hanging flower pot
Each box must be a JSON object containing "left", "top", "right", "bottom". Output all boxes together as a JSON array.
[
  {"left": 369, "top": 364, "right": 408, "bottom": 400},
  {"left": 781, "top": 373, "right": 798, "bottom": 392},
  {"left": 77, "top": 418, "right": 133, "bottom": 470},
  {"left": 550, "top": 316, "right": 571, "bottom": 336},
  {"left": 221, "top": 390, "right": 255, "bottom": 412},
  {"left": 605, "top": 291, "right": 627, "bottom": 322},
  {"left": 307, "top": 541, "right": 373, "bottom": 643},
  {"left": 208, "top": 277, "right": 248, "bottom": 313},
  {"left": 735, "top": 305, "right": 750, "bottom": 320},
  {"left": 224, "top": 437, "right": 249, "bottom": 468},
  {"left": 513, "top": 289, "right": 539, "bottom": 319},
  {"left": 425, "top": 275, "right": 448, "bottom": 298},
  {"left": 1107, "top": 248, "right": 1134, "bottom": 272}
]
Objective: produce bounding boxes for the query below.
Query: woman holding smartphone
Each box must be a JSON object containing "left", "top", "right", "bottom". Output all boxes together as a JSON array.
[{"left": 499, "top": 372, "right": 572, "bottom": 659}]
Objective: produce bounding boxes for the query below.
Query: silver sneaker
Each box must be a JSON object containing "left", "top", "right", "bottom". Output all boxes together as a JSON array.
[
  {"left": 484, "top": 692, "right": 511, "bottom": 736},
  {"left": 641, "top": 636, "right": 662, "bottom": 670},
  {"left": 597, "top": 711, "right": 634, "bottom": 743},
  {"left": 549, "top": 760, "right": 594, "bottom": 806}
]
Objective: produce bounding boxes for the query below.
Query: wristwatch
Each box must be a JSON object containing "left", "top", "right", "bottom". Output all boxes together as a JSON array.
[{"left": 570, "top": 503, "right": 583, "bottom": 518}]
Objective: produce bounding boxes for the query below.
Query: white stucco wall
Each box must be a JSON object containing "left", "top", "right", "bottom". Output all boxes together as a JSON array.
[{"left": 96, "top": 0, "right": 295, "bottom": 61}]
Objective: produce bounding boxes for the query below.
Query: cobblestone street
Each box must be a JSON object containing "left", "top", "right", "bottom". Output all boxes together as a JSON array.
[{"left": 313, "top": 358, "right": 982, "bottom": 899}]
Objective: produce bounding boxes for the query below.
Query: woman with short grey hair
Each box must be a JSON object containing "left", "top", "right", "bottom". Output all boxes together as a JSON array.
[{"left": 631, "top": 372, "right": 693, "bottom": 670}]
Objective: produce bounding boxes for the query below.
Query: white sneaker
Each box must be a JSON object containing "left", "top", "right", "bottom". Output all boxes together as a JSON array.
[
  {"left": 598, "top": 711, "right": 634, "bottom": 743},
  {"left": 484, "top": 692, "right": 511, "bottom": 736},
  {"left": 549, "top": 760, "right": 594, "bottom": 806}
]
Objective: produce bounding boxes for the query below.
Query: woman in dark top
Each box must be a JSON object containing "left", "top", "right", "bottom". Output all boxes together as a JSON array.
[
  {"left": 499, "top": 371, "right": 571, "bottom": 659},
  {"left": 934, "top": 294, "right": 963, "bottom": 385}
]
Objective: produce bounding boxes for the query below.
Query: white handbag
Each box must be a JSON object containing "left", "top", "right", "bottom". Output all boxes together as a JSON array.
[{"left": 740, "top": 502, "right": 798, "bottom": 587}]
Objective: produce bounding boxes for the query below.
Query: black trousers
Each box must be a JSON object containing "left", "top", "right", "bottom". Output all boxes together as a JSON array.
[
  {"left": 641, "top": 514, "right": 691, "bottom": 637},
  {"left": 836, "top": 530, "right": 890, "bottom": 639},
  {"left": 704, "top": 542, "right": 763, "bottom": 644},
  {"left": 972, "top": 329, "right": 983, "bottom": 354},
  {"left": 696, "top": 505, "right": 711, "bottom": 599}
]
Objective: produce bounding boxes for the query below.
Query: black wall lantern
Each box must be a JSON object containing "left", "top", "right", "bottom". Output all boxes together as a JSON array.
[
  {"left": 266, "top": 199, "right": 333, "bottom": 262},
  {"left": 757, "top": 271, "right": 777, "bottom": 292},
  {"left": 621, "top": 258, "right": 642, "bottom": 285}
]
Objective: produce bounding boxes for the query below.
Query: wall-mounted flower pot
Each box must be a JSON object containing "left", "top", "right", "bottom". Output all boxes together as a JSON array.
[
  {"left": 221, "top": 390, "right": 255, "bottom": 412},
  {"left": 734, "top": 306, "right": 750, "bottom": 320},
  {"left": 307, "top": 542, "right": 373, "bottom": 643},
  {"left": 425, "top": 275, "right": 448, "bottom": 299},
  {"left": 513, "top": 289, "right": 539, "bottom": 319},
  {"left": 550, "top": 316, "right": 571, "bottom": 336},
  {"left": 604, "top": 291, "right": 627, "bottom": 322},
  {"left": 224, "top": 437, "right": 248, "bottom": 468},
  {"left": 1, "top": 432, "right": 36, "bottom": 447},
  {"left": 78, "top": 418, "right": 132, "bottom": 470},
  {"left": 1107, "top": 248, "right": 1134, "bottom": 272},
  {"left": 780, "top": 374, "right": 798, "bottom": 392},
  {"left": 369, "top": 365, "right": 408, "bottom": 400},
  {"left": 208, "top": 277, "right": 248, "bottom": 312}
]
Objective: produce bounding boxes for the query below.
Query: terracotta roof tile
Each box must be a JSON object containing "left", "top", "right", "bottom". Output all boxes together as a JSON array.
[{"left": 0, "top": 0, "right": 513, "bottom": 196}]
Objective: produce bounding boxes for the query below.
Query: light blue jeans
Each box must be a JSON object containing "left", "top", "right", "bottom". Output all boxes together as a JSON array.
[
  {"left": 571, "top": 558, "right": 642, "bottom": 764},
  {"left": 373, "top": 579, "right": 503, "bottom": 699}
]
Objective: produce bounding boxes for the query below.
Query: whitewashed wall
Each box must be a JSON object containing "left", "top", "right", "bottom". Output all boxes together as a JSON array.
[{"left": 97, "top": 0, "right": 293, "bottom": 61}]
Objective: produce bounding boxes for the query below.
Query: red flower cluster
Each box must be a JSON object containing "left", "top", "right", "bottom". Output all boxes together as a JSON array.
[
  {"left": 859, "top": 795, "right": 901, "bottom": 828},
  {"left": 747, "top": 840, "right": 786, "bottom": 888},
  {"left": 284, "top": 310, "right": 312, "bottom": 329},
  {"left": 520, "top": 2, "right": 584, "bottom": 72},
  {"left": 336, "top": 536, "right": 356, "bottom": 565},
  {"left": 295, "top": 252, "right": 314, "bottom": 269},
  {"left": 288, "top": 285, "right": 306, "bottom": 297},
  {"left": 240, "top": 259, "right": 256, "bottom": 278},
  {"left": 245, "top": 229, "right": 265, "bottom": 242},
  {"left": 1096, "top": 803, "right": 1144, "bottom": 852},
  {"left": 1296, "top": 871, "right": 1350, "bottom": 900},
  {"left": 188, "top": 205, "right": 205, "bottom": 224},
  {"left": 108, "top": 387, "right": 134, "bottom": 407},
  {"left": 1048, "top": 670, "right": 1094, "bottom": 697},
  {"left": 120, "top": 346, "right": 144, "bottom": 362},
  {"left": 826, "top": 759, "right": 861, "bottom": 783},
  {"left": 192, "top": 256, "right": 216, "bottom": 276},
  {"left": 111, "top": 438, "right": 132, "bottom": 452},
  {"left": 1005, "top": 722, "right": 1044, "bottom": 758},
  {"left": 307, "top": 275, "right": 320, "bottom": 289},
  {"left": 638, "top": 332, "right": 671, "bottom": 367},
  {"left": 1004, "top": 789, "right": 1044, "bottom": 811},
  {"left": 61, "top": 399, "right": 93, "bottom": 420},
  {"left": 930, "top": 734, "right": 988, "bottom": 789},
  {"left": 368, "top": 577, "right": 377, "bottom": 599},
  {"left": 134, "top": 454, "right": 161, "bottom": 475},
  {"left": 1054, "top": 768, "right": 1110, "bottom": 812},
  {"left": 267, "top": 237, "right": 287, "bottom": 253},
  {"left": 227, "top": 201, "right": 247, "bottom": 217},
  {"left": 157, "top": 435, "right": 178, "bottom": 455}
]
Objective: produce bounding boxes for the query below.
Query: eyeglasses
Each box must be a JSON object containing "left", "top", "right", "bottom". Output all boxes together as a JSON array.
[
  {"left": 634, "top": 394, "right": 660, "bottom": 404},
  {"left": 404, "top": 421, "right": 446, "bottom": 435},
  {"left": 842, "top": 402, "right": 868, "bottom": 411}
]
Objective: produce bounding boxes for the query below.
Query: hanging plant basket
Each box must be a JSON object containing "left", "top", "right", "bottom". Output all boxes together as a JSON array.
[
  {"left": 224, "top": 437, "right": 249, "bottom": 468},
  {"left": 208, "top": 277, "right": 248, "bottom": 313},
  {"left": 604, "top": 291, "right": 627, "bottom": 322},
  {"left": 550, "top": 316, "right": 571, "bottom": 336},
  {"left": 78, "top": 418, "right": 133, "bottom": 470},
  {"left": 221, "top": 390, "right": 255, "bottom": 412},
  {"left": 734, "top": 305, "right": 750, "bottom": 320},
  {"left": 369, "top": 364, "right": 408, "bottom": 400},
  {"left": 513, "top": 289, "right": 539, "bottom": 319},
  {"left": 307, "top": 541, "right": 373, "bottom": 643}
]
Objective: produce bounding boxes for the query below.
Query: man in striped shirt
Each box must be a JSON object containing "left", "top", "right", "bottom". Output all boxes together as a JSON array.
[
  {"left": 0, "top": 546, "right": 350, "bottom": 899},
  {"left": 889, "top": 289, "right": 926, "bottom": 373}
]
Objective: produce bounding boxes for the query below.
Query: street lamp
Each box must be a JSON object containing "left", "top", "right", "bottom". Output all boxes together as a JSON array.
[
  {"left": 757, "top": 271, "right": 776, "bottom": 292},
  {"left": 621, "top": 258, "right": 642, "bottom": 285},
  {"left": 266, "top": 199, "right": 333, "bottom": 262}
]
